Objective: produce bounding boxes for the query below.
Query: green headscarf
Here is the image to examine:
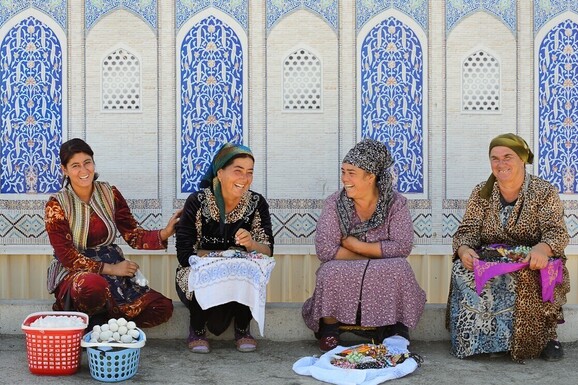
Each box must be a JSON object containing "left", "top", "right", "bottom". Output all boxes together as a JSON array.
[
  {"left": 479, "top": 133, "right": 534, "bottom": 199},
  {"left": 200, "top": 143, "right": 254, "bottom": 232}
]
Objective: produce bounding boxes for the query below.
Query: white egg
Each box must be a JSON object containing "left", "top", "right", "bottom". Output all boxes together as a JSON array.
[
  {"left": 128, "top": 329, "right": 140, "bottom": 339},
  {"left": 109, "top": 323, "right": 119, "bottom": 332},
  {"left": 100, "top": 323, "right": 110, "bottom": 332},
  {"left": 99, "top": 330, "right": 112, "bottom": 341},
  {"left": 126, "top": 321, "right": 136, "bottom": 330},
  {"left": 120, "top": 334, "right": 133, "bottom": 343},
  {"left": 92, "top": 325, "right": 101, "bottom": 333},
  {"left": 90, "top": 336, "right": 99, "bottom": 343},
  {"left": 117, "top": 318, "right": 127, "bottom": 326},
  {"left": 108, "top": 318, "right": 118, "bottom": 325},
  {"left": 118, "top": 325, "right": 128, "bottom": 335},
  {"left": 91, "top": 331, "right": 100, "bottom": 341},
  {"left": 112, "top": 332, "right": 120, "bottom": 341}
]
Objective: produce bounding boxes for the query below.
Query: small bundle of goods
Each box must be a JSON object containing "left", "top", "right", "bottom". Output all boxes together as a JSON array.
[
  {"left": 81, "top": 317, "right": 146, "bottom": 382},
  {"left": 21, "top": 311, "right": 88, "bottom": 375},
  {"left": 293, "top": 336, "right": 422, "bottom": 384}
]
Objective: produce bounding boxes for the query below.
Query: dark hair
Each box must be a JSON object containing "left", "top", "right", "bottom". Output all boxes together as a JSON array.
[
  {"left": 221, "top": 153, "right": 254, "bottom": 170},
  {"left": 60, "top": 138, "right": 99, "bottom": 185}
]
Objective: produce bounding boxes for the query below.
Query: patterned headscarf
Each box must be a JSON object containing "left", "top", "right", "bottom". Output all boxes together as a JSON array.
[
  {"left": 337, "top": 139, "right": 395, "bottom": 237},
  {"left": 480, "top": 133, "right": 533, "bottom": 199},
  {"left": 200, "top": 143, "right": 254, "bottom": 232}
]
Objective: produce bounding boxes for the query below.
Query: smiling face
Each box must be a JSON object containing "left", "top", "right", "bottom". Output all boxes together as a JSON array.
[
  {"left": 62, "top": 152, "right": 95, "bottom": 195},
  {"left": 217, "top": 156, "right": 254, "bottom": 205},
  {"left": 490, "top": 146, "right": 526, "bottom": 187},
  {"left": 341, "top": 163, "right": 376, "bottom": 200}
]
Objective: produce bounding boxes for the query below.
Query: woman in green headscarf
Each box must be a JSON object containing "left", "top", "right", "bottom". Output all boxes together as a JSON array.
[
  {"left": 447, "top": 133, "right": 570, "bottom": 362},
  {"left": 175, "top": 143, "right": 274, "bottom": 354}
]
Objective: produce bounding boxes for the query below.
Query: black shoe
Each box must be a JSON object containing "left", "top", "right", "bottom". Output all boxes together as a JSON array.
[{"left": 540, "top": 340, "right": 564, "bottom": 361}]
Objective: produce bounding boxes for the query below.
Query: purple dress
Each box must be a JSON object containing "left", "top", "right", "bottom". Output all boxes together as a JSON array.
[{"left": 302, "top": 191, "right": 426, "bottom": 332}]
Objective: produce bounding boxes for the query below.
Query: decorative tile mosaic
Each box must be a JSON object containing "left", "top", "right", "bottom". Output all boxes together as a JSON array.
[
  {"left": 1, "top": 16, "right": 64, "bottom": 194},
  {"left": 266, "top": 0, "right": 338, "bottom": 34},
  {"left": 442, "top": 211, "right": 462, "bottom": 240},
  {"left": 0, "top": 0, "right": 67, "bottom": 31},
  {"left": 537, "top": 18, "right": 578, "bottom": 193},
  {"left": 446, "top": 0, "right": 516, "bottom": 35},
  {"left": 360, "top": 16, "right": 425, "bottom": 193},
  {"left": 534, "top": 0, "right": 578, "bottom": 34},
  {"left": 179, "top": 15, "right": 245, "bottom": 193},
  {"left": 85, "top": 0, "right": 157, "bottom": 32},
  {"left": 356, "top": 0, "right": 428, "bottom": 34},
  {"left": 412, "top": 211, "right": 432, "bottom": 240},
  {"left": 176, "top": 0, "right": 248, "bottom": 31}
]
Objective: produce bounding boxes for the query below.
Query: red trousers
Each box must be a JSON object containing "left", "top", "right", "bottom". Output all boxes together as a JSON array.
[{"left": 53, "top": 272, "right": 173, "bottom": 328}]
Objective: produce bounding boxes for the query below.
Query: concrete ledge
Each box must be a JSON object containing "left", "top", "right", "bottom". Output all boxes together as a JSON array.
[{"left": 2, "top": 300, "right": 577, "bottom": 342}]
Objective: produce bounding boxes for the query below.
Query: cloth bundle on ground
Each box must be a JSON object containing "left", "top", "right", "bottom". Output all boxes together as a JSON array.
[
  {"left": 187, "top": 251, "right": 276, "bottom": 336},
  {"left": 292, "top": 336, "right": 420, "bottom": 385}
]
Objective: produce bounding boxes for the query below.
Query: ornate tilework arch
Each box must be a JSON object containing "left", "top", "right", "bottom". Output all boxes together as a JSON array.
[
  {"left": 0, "top": 9, "right": 66, "bottom": 196},
  {"left": 357, "top": 10, "right": 427, "bottom": 197},
  {"left": 535, "top": 12, "right": 578, "bottom": 195},
  {"left": 176, "top": 9, "right": 248, "bottom": 197}
]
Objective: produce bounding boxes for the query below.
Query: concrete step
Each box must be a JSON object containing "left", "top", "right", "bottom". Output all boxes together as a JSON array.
[{"left": 3, "top": 300, "right": 577, "bottom": 342}]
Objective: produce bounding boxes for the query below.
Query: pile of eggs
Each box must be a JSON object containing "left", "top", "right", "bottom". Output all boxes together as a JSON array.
[{"left": 89, "top": 318, "right": 140, "bottom": 343}]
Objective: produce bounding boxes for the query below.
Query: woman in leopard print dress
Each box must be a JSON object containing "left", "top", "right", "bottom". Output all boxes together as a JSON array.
[{"left": 447, "top": 133, "right": 570, "bottom": 362}]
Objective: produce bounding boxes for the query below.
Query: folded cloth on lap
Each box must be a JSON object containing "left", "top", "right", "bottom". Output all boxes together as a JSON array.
[
  {"left": 188, "top": 252, "right": 276, "bottom": 336},
  {"left": 473, "top": 258, "right": 563, "bottom": 302}
]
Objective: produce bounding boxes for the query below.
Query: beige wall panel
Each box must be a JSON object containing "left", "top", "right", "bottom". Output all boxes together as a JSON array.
[
  {"left": 85, "top": 10, "right": 159, "bottom": 199},
  {"left": 446, "top": 12, "right": 517, "bottom": 199},
  {"left": 6, "top": 253, "right": 577, "bottom": 305},
  {"left": 266, "top": 10, "right": 340, "bottom": 199}
]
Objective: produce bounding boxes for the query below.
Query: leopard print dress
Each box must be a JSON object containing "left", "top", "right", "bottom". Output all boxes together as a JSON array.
[{"left": 446, "top": 173, "right": 570, "bottom": 362}]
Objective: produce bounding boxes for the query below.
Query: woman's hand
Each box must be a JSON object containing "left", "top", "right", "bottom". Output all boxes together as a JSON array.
[
  {"left": 524, "top": 244, "right": 550, "bottom": 270},
  {"left": 458, "top": 245, "right": 478, "bottom": 271},
  {"left": 341, "top": 236, "right": 360, "bottom": 253},
  {"left": 235, "top": 228, "right": 255, "bottom": 251},
  {"left": 159, "top": 209, "right": 182, "bottom": 241},
  {"left": 102, "top": 260, "right": 139, "bottom": 277}
]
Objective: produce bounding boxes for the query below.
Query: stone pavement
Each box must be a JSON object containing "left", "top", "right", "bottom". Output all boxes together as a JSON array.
[{"left": 1, "top": 334, "right": 577, "bottom": 385}]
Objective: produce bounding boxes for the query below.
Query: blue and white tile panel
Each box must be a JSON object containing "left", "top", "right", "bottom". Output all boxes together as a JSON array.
[
  {"left": 356, "top": 0, "right": 427, "bottom": 34},
  {"left": 176, "top": 0, "right": 248, "bottom": 31},
  {"left": 446, "top": 0, "right": 516, "bottom": 36},
  {"left": 85, "top": 0, "right": 157, "bottom": 32},
  {"left": 1, "top": 16, "right": 64, "bottom": 194},
  {"left": 359, "top": 16, "right": 425, "bottom": 194},
  {"left": 534, "top": 0, "right": 578, "bottom": 34},
  {"left": 0, "top": 0, "right": 66, "bottom": 31},
  {"left": 536, "top": 18, "right": 578, "bottom": 193},
  {"left": 266, "top": 0, "right": 338, "bottom": 34}
]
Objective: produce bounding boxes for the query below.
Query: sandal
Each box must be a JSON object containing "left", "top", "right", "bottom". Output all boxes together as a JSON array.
[
  {"left": 235, "top": 327, "right": 257, "bottom": 352},
  {"left": 319, "top": 335, "right": 339, "bottom": 352},
  {"left": 319, "top": 322, "right": 340, "bottom": 352},
  {"left": 187, "top": 328, "right": 210, "bottom": 354},
  {"left": 540, "top": 340, "right": 563, "bottom": 361}
]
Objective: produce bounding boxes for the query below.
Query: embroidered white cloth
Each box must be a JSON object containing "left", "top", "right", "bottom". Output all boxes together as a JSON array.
[
  {"left": 292, "top": 336, "right": 419, "bottom": 385},
  {"left": 188, "top": 251, "right": 276, "bottom": 336}
]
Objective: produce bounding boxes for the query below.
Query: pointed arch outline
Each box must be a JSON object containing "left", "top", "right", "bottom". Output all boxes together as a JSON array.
[
  {"left": 534, "top": 11, "right": 578, "bottom": 197},
  {"left": 357, "top": 9, "right": 428, "bottom": 198},
  {"left": 100, "top": 43, "right": 143, "bottom": 113},
  {"left": 281, "top": 43, "right": 324, "bottom": 113},
  {"left": 0, "top": 8, "right": 67, "bottom": 198},
  {"left": 176, "top": 8, "right": 248, "bottom": 197},
  {"left": 460, "top": 46, "right": 502, "bottom": 114}
]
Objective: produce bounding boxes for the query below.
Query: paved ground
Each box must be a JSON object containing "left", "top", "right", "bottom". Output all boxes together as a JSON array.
[{"left": 1, "top": 334, "right": 577, "bottom": 384}]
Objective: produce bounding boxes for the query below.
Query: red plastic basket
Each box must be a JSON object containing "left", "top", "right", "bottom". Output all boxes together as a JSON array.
[{"left": 21, "top": 311, "right": 88, "bottom": 375}]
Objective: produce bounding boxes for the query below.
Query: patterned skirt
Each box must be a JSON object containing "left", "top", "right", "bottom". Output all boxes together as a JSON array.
[{"left": 447, "top": 259, "right": 569, "bottom": 361}]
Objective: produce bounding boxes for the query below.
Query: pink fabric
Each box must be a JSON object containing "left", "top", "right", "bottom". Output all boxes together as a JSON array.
[{"left": 473, "top": 258, "right": 563, "bottom": 303}]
